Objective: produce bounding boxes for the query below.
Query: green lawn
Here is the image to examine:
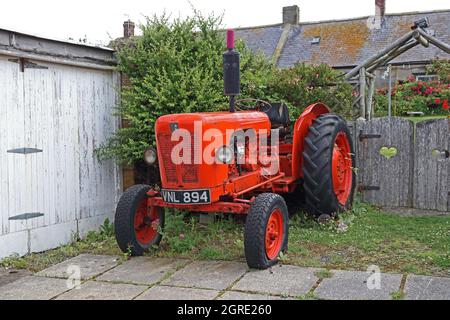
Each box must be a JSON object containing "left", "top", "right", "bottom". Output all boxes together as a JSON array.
[{"left": 2, "top": 202, "right": 450, "bottom": 276}]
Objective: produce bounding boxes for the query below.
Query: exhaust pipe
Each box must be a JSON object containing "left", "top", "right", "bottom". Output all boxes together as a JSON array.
[{"left": 223, "top": 29, "right": 240, "bottom": 113}]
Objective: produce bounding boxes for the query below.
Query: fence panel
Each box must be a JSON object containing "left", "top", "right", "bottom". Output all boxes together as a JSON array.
[
  {"left": 356, "top": 117, "right": 414, "bottom": 207},
  {"left": 413, "top": 119, "right": 450, "bottom": 212}
]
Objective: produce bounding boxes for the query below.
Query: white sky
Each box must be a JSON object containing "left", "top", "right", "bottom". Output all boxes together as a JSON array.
[{"left": 1, "top": 0, "right": 449, "bottom": 45}]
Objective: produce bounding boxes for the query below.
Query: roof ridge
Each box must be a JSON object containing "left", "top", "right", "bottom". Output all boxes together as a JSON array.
[{"left": 232, "top": 8, "right": 450, "bottom": 30}]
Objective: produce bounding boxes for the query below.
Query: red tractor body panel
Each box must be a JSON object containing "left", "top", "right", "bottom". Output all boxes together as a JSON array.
[
  {"left": 155, "top": 111, "right": 271, "bottom": 203},
  {"left": 152, "top": 103, "right": 330, "bottom": 212}
]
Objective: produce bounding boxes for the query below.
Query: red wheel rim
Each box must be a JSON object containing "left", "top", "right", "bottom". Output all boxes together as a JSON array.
[
  {"left": 134, "top": 198, "right": 160, "bottom": 246},
  {"left": 332, "top": 132, "right": 353, "bottom": 205},
  {"left": 265, "top": 209, "right": 284, "bottom": 260}
]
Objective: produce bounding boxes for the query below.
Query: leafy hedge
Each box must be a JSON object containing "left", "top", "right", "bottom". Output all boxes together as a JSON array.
[{"left": 97, "top": 13, "right": 352, "bottom": 165}]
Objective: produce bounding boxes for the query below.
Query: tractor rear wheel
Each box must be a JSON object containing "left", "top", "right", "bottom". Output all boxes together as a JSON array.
[
  {"left": 244, "top": 193, "right": 289, "bottom": 269},
  {"left": 115, "top": 184, "right": 165, "bottom": 256},
  {"left": 303, "top": 114, "right": 356, "bottom": 217}
]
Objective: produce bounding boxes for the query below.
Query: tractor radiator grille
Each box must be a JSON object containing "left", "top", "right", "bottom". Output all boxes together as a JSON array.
[
  {"left": 157, "top": 134, "right": 178, "bottom": 183},
  {"left": 157, "top": 133, "right": 199, "bottom": 184}
]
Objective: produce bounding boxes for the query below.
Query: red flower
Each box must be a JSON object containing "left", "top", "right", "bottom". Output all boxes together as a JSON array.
[
  {"left": 435, "top": 98, "right": 441, "bottom": 104},
  {"left": 443, "top": 99, "right": 449, "bottom": 110}
]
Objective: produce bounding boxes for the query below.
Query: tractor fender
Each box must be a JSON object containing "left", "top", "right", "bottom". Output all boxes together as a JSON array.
[{"left": 291, "top": 102, "right": 331, "bottom": 180}]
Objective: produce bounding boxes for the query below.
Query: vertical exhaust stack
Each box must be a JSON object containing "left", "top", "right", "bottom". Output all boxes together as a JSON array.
[{"left": 223, "top": 29, "right": 240, "bottom": 113}]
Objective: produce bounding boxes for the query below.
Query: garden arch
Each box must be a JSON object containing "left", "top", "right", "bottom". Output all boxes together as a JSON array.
[{"left": 345, "top": 26, "right": 450, "bottom": 120}]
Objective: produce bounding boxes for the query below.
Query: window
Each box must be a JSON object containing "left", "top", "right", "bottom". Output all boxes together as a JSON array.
[
  {"left": 310, "top": 37, "right": 321, "bottom": 45},
  {"left": 416, "top": 74, "right": 438, "bottom": 82}
]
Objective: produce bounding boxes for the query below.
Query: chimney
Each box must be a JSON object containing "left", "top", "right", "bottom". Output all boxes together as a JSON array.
[
  {"left": 375, "top": 0, "right": 386, "bottom": 18},
  {"left": 123, "top": 20, "right": 135, "bottom": 38},
  {"left": 283, "top": 5, "right": 300, "bottom": 25}
]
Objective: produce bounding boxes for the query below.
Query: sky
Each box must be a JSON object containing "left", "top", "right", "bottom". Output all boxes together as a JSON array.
[{"left": 0, "top": 0, "right": 449, "bottom": 46}]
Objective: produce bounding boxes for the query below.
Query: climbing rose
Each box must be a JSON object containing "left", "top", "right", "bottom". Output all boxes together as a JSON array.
[{"left": 443, "top": 99, "right": 449, "bottom": 110}]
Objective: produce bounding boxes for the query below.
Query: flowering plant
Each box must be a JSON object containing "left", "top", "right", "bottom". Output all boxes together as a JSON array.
[{"left": 375, "top": 76, "right": 450, "bottom": 116}]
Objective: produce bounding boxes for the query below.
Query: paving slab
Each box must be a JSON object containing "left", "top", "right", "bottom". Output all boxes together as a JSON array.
[
  {"left": 56, "top": 280, "right": 147, "bottom": 300},
  {"left": 136, "top": 285, "right": 219, "bottom": 300},
  {"left": 0, "top": 276, "right": 69, "bottom": 300},
  {"left": 219, "top": 291, "right": 292, "bottom": 300},
  {"left": 97, "top": 257, "right": 188, "bottom": 285},
  {"left": 0, "top": 268, "right": 32, "bottom": 288},
  {"left": 162, "top": 260, "right": 248, "bottom": 291},
  {"left": 314, "top": 270, "right": 402, "bottom": 300},
  {"left": 404, "top": 275, "right": 450, "bottom": 300},
  {"left": 36, "top": 254, "right": 119, "bottom": 280},
  {"left": 232, "top": 265, "right": 318, "bottom": 297}
]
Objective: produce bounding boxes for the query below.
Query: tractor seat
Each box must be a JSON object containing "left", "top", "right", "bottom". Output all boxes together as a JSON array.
[{"left": 263, "top": 103, "right": 290, "bottom": 127}]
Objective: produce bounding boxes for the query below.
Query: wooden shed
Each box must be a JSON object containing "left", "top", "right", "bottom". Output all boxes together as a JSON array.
[{"left": 0, "top": 29, "right": 121, "bottom": 258}]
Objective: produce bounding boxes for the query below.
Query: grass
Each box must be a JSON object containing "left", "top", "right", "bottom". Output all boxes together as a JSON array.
[
  {"left": 1, "top": 202, "right": 450, "bottom": 277},
  {"left": 314, "top": 269, "right": 333, "bottom": 279},
  {"left": 0, "top": 223, "right": 121, "bottom": 272},
  {"left": 391, "top": 291, "right": 405, "bottom": 300}
]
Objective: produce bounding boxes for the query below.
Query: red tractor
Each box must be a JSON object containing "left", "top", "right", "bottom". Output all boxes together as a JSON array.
[{"left": 115, "top": 30, "right": 356, "bottom": 269}]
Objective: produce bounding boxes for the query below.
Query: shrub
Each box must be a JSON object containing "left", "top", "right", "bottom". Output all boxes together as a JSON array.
[
  {"left": 97, "top": 13, "right": 275, "bottom": 164},
  {"left": 97, "top": 12, "right": 353, "bottom": 165},
  {"left": 427, "top": 58, "right": 450, "bottom": 83},
  {"left": 374, "top": 76, "right": 450, "bottom": 116},
  {"left": 267, "top": 63, "right": 353, "bottom": 119}
]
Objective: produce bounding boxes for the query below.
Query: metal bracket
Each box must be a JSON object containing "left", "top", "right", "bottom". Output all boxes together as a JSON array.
[
  {"left": 24, "top": 61, "right": 48, "bottom": 70},
  {"left": 7, "top": 58, "right": 47, "bottom": 71},
  {"left": 359, "top": 130, "right": 382, "bottom": 142},
  {"left": 7, "top": 148, "right": 43, "bottom": 155},
  {"left": 9, "top": 213, "right": 44, "bottom": 221},
  {"left": 359, "top": 185, "right": 380, "bottom": 191}
]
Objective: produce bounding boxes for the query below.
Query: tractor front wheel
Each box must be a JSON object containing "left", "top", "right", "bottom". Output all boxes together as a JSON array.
[
  {"left": 244, "top": 193, "right": 289, "bottom": 269},
  {"left": 303, "top": 114, "right": 356, "bottom": 217},
  {"left": 115, "top": 184, "right": 165, "bottom": 256}
]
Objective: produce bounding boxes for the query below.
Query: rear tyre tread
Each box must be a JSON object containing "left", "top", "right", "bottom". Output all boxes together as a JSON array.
[{"left": 303, "top": 114, "right": 356, "bottom": 217}]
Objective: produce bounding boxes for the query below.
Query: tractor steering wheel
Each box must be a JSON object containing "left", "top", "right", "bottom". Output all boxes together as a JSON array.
[{"left": 235, "top": 99, "right": 273, "bottom": 113}]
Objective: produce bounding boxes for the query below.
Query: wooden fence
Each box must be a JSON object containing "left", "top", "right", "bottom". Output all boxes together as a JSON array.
[{"left": 353, "top": 117, "right": 450, "bottom": 213}]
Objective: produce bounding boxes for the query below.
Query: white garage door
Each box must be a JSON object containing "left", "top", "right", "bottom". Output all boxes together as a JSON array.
[{"left": 0, "top": 55, "right": 121, "bottom": 257}]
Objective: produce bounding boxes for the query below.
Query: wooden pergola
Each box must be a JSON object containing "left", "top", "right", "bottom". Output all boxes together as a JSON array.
[{"left": 345, "top": 27, "right": 450, "bottom": 120}]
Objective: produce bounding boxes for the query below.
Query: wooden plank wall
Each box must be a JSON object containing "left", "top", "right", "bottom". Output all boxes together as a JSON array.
[
  {"left": 414, "top": 119, "right": 450, "bottom": 212},
  {"left": 0, "top": 55, "right": 121, "bottom": 256}
]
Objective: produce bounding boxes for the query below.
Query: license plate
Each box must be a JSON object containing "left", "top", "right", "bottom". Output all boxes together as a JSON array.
[{"left": 161, "top": 189, "right": 211, "bottom": 205}]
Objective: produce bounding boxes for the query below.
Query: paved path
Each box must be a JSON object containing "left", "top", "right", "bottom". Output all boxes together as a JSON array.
[{"left": 1, "top": 254, "right": 450, "bottom": 300}]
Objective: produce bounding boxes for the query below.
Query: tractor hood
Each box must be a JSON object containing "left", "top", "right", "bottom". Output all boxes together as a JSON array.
[
  {"left": 154, "top": 111, "right": 271, "bottom": 195},
  {"left": 156, "top": 111, "right": 271, "bottom": 134}
]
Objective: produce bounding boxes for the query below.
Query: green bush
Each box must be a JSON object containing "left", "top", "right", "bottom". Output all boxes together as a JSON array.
[
  {"left": 268, "top": 63, "right": 353, "bottom": 119},
  {"left": 427, "top": 58, "right": 450, "bottom": 83},
  {"left": 97, "top": 12, "right": 352, "bottom": 165}
]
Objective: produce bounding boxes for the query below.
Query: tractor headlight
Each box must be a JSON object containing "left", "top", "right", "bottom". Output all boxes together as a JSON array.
[
  {"left": 215, "top": 146, "right": 233, "bottom": 164},
  {"left": 144, "top": 148, "right": 157, "bottom": 166}
]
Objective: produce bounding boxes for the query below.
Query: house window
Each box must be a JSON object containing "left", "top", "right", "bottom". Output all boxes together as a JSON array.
[
  {"left": 416, "top": 74, "right": 438, "bottom": 82},
  {"left": 310, "top": 37, "right": 321, "bottom": 45}
]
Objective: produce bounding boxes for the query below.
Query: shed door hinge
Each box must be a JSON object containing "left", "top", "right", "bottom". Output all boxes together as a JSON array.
[
  {"left": 359, "top": 130, "right": 382, "bottom": 142},
  {"left": 359, "top": 185, "right": 380, "bottom": 191},
  {"left": 8, "top": 58, "right": 48, "bottom": 72},
  {"left": 24, "top": 61, "right": 48, "bottom": 70},
  {"left": 9, "top": 213, "right": 44, "bottom": 221},
  {"left": 7, "top": 148, "right": 43, "bottom": 154}
]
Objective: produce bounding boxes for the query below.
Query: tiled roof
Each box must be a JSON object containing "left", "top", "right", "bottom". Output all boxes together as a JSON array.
[
  {"left": 235, "top": 10, "right": 450, "bottom": 68},
  {"left": 235, "top": 24, "right": 285, "bottom": 59}
]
